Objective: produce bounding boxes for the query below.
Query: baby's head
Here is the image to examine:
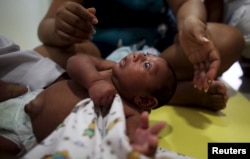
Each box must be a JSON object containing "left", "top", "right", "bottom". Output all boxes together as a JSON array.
[{"left": 112, "top": 52, "right": 177, "bottom": 111}]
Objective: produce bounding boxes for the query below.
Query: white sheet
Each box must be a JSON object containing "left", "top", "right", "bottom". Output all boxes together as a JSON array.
[
  {"left": 0, "top": 34, "right": 65, "bottom": 90},
  {"left": 23, "top": 95, "right": 193, "bottom": 159}
]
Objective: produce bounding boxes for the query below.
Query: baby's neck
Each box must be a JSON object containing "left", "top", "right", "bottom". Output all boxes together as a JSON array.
[{"left": 100, "top": 69, "right": 142, "bottom": 113}]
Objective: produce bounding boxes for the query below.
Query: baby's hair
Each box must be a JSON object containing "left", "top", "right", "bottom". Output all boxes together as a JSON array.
[{"left": 152, "top": 61, "right": 177, "bottom": 109}]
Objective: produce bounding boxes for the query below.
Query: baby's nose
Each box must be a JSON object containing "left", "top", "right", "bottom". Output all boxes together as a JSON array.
[{"left": 133, "top": 52, "right": 145, "bottom": 62}]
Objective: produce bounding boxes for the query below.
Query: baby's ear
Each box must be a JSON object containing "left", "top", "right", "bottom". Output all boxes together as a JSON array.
[{"left": 134, "top": 96, "right": 158, "bottom": 110}]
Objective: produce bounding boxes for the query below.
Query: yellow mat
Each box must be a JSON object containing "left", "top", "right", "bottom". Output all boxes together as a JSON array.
[{"left": 150, "top": 92, "right": 250, "bottom": 159}]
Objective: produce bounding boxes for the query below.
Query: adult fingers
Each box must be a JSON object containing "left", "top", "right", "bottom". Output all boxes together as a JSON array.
[
  {"left": 87, "top": 7, "right": 98, "bottom": 24},
  {"left": 206, "top": 50, "right": 221, "bottom": 81},
  {"left": 65, "top": 2, "right": 97, "bottom": 23},
  {"left": 57, "top": 8, "right": 95, "bottom": 35}
]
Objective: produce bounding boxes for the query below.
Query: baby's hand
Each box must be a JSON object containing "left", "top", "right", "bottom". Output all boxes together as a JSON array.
[
  {"left": 88, "top": 79, "right": 116, "bottom": 107},
  {"left": 131, "top": 112, "right": 166, "bottom": 157}
]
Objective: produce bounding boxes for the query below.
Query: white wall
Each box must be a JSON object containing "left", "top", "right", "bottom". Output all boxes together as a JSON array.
[{"left": 0, "top": 0, "right": 51, "bottom": 49}]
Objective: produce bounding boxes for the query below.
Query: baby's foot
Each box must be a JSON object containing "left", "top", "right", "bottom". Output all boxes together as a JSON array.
[
  {"left": 200, "top": 80, "right": 228, "bottom": 111},
  {"left": 0, "top": 80, "right": 28, "bottom": 102},
  {"left": 170, "top": 80, "right": 228, "bottom": 111}
]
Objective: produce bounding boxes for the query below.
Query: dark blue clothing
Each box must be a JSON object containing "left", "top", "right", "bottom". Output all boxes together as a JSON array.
[{"left": 85, "top": 0, "right": 177, "bottom": 57}]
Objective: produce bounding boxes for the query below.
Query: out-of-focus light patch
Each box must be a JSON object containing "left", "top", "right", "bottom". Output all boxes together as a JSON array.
[{"left": 221, "top": 62, "right": 243, "bottom": 91}]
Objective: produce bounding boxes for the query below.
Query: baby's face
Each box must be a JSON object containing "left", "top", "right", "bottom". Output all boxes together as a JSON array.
[{"left": 112, "top": 52, "right": 169, "bottom": 96}]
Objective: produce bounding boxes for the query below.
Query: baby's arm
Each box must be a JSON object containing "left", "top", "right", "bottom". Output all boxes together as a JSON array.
[{"left": 67, "top": 54, "right": 116, "bottom": 107}]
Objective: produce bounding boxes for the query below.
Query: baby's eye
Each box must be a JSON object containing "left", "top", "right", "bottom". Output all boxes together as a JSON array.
[{"left": 144, "top": 62, "right": 151, "bottom": 70}]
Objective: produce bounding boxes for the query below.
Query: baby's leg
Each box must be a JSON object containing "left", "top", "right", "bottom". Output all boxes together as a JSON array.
[
  {"left": 0, "top": 80, "right": 28, "bottom": 102},
  {"left": 0, "top": 136, "right": 20, "bottom": 157}
]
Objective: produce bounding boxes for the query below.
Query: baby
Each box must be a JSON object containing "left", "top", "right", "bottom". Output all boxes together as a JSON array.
[{"left": 0, "top": 52, "right": 177, "bottom": 157}]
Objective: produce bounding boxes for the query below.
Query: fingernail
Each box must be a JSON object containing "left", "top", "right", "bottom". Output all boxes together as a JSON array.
[
  {"left": 194, "top": 84, "right": 197, "bottom": 88},
  {"left": 202, "top": 36, "right": 209, "bottom": 42},
  {"left": 204, "top": 88, "right": 209, "bottom": 93},
  {"left": 208, "top": 80, "right": 212, "bottom": 84},
  {"left": 92, "top": 29, "right": 96, "bottom": 34}
]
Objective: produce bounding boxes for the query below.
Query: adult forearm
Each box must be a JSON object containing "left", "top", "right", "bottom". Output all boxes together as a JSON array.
[{"left": 169, "top": 0, "right": 207, "bottom": 30}]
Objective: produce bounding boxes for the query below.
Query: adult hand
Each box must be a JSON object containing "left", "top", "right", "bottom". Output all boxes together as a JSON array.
[
  {"left": 55, "top": 2, "right": 98, "bottom": 43},
  {"left": 179, "top": 17, "right": 220, "bottom": 91},
  {"left": 131, "top": 112, "right": 166, "bottom": 157},
  {"left": 88, "top": 79, "right": 117, "bottom": 107}
]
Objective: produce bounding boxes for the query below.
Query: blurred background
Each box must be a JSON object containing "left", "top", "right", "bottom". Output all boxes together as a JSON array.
[
  {"left": 0, "top": 0, "right": 249, "bottom": 100},
  {"left": 0, "top": 0, "right": 51, "bottom": 50}
]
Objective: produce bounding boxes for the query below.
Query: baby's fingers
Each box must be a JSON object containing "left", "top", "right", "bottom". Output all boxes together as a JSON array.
[
  {"left": 139, "top": 112, "right": 150, "bottom": 129},
  {"left": 150, "top": 121, "right": 166, "bottom": 135}
]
